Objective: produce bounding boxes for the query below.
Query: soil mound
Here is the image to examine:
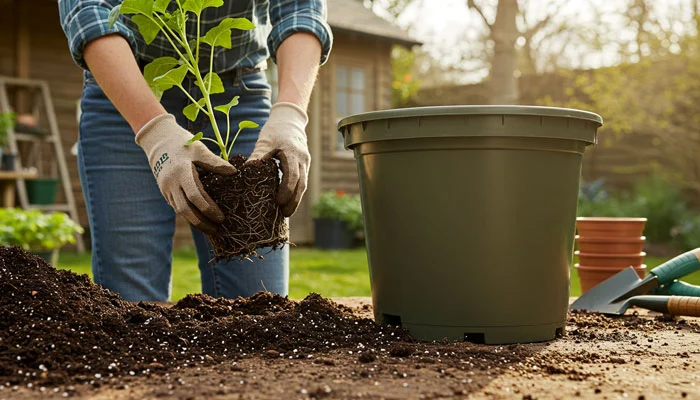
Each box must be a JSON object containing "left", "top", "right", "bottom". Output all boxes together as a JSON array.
[{"left": 0, "top": 247, "right": 410, "bottom": 386}]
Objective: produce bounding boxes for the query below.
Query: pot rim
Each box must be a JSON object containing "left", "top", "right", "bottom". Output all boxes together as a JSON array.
[
  {"left": 575, "top": 235, "right": 646, "bottom": 243},
  {"left": 337, "top": 105, "right": 603, "bottom": 130},
  {"left": 574, "top": 264, "right": 647, "bottom": 271},
  {"left": 576, "top": 217, "right": 647, "bottom": 222},
  {"left": 575, "top": 250, "right": 646, "bottom": 257}
]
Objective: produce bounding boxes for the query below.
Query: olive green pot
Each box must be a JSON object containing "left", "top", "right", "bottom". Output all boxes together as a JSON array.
[{"left": 338, "top": 106, "right": 602, "bottom": 344}]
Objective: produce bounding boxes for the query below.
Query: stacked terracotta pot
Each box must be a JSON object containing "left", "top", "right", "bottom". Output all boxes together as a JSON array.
[{"left": 574, "top": 217, "right": 647, "bottom": 294}]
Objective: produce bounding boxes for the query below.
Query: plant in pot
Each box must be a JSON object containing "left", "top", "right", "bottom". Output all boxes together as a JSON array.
[
  {"left": 311, "top": 190, "right": 363, "bottom": 249},
  {"left": 0, "top": 111, "right": 15, "bottom": 170},
  {"left": 0, "top": 208, "right": 84, "bottom": 266},
  {"left": 109, "top": 1, "right": 287, "bottom": 260}
]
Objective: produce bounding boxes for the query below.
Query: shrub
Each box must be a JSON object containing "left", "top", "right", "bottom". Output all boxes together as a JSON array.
[
  {"left": 577, "top": 175, "right": 690, "bottom": 243},
  {"left": 0, "top": 208, "right": 84, "bottom": 251},
  {"left": 311, "top": 190, "right": 364, "bottom": 231},
  {"left": 629, "top": 174, "right": 687, "bottom": 243},
  {"left": 576, "top": 179, "right": 642, "bottom": 218}
]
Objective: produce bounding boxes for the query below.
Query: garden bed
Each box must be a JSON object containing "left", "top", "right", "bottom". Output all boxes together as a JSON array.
[{"left": 1, "top": 246, "right": 699, "bottom": 399}]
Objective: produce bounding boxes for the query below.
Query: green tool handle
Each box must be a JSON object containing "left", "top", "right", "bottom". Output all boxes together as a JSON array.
[
  {"left": 651, "top": 249, "right": 700, "bottom": 284},
  {"left": 654, "top": 280, "right": 700, "bottom": 297},
  {"left": 629, "top": 295, "right": 700, "bottom": 317}
]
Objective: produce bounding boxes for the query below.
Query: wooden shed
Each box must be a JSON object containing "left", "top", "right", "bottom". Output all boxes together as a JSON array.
[{"left": 0, "top": 0, "right": 420, "bottom": 248}]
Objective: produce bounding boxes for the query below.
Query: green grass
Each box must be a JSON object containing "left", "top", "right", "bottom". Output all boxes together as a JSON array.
[
  {"left": 55, "top": 247, "right": 371, "bottom": 301},
  {"left": 54, "top": 248, "right": 700, "bottom": 301}
]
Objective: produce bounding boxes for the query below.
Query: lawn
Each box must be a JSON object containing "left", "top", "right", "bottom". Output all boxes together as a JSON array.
[{"left": 54, "top": 247, "right": 700, "bottom": 301}]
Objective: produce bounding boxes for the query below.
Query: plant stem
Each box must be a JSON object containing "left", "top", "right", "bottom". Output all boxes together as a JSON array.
[
  {"left": 178, "top": 13, "right": 226, "bottom": 157},
  {"left": 175, "top": 85, "right": 208, "bottom": 114},
  {"left": 224, "top": 110, "right": 232, "bottom": 159},
  {"left": 227, "top": 128, "right": 243, "bottom": 157},
  {"left": 146, "top": 14, "right": 192, "bottom": 71},
  {"left": 196, "top": 13, "right": 201, "bottom": 68}
]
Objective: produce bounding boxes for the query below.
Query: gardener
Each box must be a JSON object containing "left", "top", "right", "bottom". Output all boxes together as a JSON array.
[{"left": 57, "top": 1, "right": 333, "bottom": 301}]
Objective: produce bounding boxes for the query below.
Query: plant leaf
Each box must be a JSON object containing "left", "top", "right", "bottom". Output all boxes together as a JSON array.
[
  {"left": 162, "top": 12, "right": 186, "bottom": 32},
  {"left": 183, "top": 98, "right": 207, "bottom": 121},
  {"left": 131, "top": 14, "right": 161, "bottom": 44},
  {"left": 152, "top": 87, "right": 165, "bottom": 101},
  {"left": 182, "top": 0, "right": 224, "bottom": 15},
  {"left": 143, "top": 57, "right": 182, "bottom": 99},
  {"left": 201, "top": 18, "right": 255, "bottom": 49},
  {"left": 214, "top": 96, "right": 239, "bottom": 114},
  {"left": 153, "top": 64, "right": 190, "bottom": 91},
  {"left": 120, "top": 0, "right": 153, "bottom": 15},
  {"left": 153, "top": 0, "right": 170, "bottom": 13},
  {"left": 197, "top": 72, "right": 225, "bottom": 94},
  {"left": 185, "top": 132, "right": 204, "bottom": 146},
  {"left": 143, "top": 57, "right": 181, "bottom": 85},
  {"left": 238, "top": 120, "right": 259, "bottom": 130},
  {"left": 107, "top": 5, "right": 122, "bottom": 28}
]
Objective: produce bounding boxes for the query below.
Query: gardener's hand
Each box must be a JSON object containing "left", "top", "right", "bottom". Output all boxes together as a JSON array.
[
  {"left": 248, "top": 102, "right": 310, "bottom": 217},
  {"left": 135, "top": 114, "right": 236, "bottom": 233}
]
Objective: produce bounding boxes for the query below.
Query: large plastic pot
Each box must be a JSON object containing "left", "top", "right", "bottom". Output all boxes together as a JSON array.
[{"left": 338, "top": 105, "right": 602, "bottom": 344}]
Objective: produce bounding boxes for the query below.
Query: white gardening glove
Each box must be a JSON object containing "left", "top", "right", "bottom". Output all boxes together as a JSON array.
[
  {"left": 135, "top": 114, "right": 237, "bottom": 233},
  {"left": 248, "top": 102, "right": 310, "bottom": 217}
]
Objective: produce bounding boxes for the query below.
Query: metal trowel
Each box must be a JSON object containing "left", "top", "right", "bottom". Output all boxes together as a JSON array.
[
  {"left": 571, "top": 248, "right": 700, "bottom": 315},
  {"left": 578, "top": 294, "right": 700, "bottom": 316}
]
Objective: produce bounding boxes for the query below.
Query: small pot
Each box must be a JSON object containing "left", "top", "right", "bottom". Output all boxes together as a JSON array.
[
  {"left": 575, "top": 264, "right": 646, "bottom": 293},
  {"left": 1, "top": 152, "right": 16, "bottom": 171},
  {"left": 575, "top": 235, "right": 646, "bottom": 254},
  {"left": 576, "top": 217, "right": 647, "bottom": 238},
  {"left": 574, "top": 250, "right": 646, "bottom": 268}
]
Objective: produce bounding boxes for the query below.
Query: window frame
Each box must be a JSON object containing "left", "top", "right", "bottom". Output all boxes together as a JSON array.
[{"left": 332, "top": 58, "right": 373, "bottom": 158}]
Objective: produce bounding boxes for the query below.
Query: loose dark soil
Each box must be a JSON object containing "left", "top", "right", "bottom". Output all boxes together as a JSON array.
[
  {"left": 199, "top": 155, "right": 288, "bottom": 260},
  {"left": 1, "top": 246, "right": 699, "bottom": 399}
]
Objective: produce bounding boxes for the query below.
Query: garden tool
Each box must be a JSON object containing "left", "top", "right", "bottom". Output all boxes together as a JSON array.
[
  {"left": 575, "top": 294, "right": 700, "bottom": 316},
  {"left": 570, "top": 248, "right": 700, "bottom": 314}
]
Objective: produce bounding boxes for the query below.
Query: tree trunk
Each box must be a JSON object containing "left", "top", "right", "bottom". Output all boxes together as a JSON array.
[{"left": 488, "top": 0, "right": 519, "bottom": 104}]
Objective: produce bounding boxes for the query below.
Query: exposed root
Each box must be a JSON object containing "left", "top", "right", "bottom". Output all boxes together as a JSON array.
[{"left": 199, "top": 155, "right": 288, "bottom": 261}]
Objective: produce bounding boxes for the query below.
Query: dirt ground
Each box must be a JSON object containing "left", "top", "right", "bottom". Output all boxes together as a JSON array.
[
  {"left": 5, "top": 298, "right": 699, "bottom": 400},
  {"left": 2, "top": 247, "right": 699, "bottom": 400}
]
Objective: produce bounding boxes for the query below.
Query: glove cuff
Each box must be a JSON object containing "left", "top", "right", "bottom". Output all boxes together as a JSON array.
[
  {"left": 269, "top": 102, "right": 309, "bottom": 128},
  {"left": 135, "top": 113, "right": 178, "bottom": 149}
]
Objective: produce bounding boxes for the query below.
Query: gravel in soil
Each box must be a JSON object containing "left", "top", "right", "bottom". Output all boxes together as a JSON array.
[{"left": 1, "top": 246, "right": 699, "bottom": 399}]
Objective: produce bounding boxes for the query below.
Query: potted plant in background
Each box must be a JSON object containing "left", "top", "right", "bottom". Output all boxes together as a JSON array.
[
  {"left": 0, "top": 111, "right": 15, "bottom": 170},
  {"left": 0, "top": 208, "right": 84, "bottom": 265},
  {"left": 311, "top": 190, "right": 363, "bottom": 249}
]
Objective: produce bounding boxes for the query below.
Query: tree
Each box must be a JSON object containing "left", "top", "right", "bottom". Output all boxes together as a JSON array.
[
  {"left": 540, "top": 30, "right": 700, "bottom": 195},
  {"left": 466, "top": 0, "right": 574, "bottom": 104}
]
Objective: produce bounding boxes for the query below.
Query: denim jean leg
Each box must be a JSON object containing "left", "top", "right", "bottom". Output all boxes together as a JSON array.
[
  {"left": 79, "top": 81, "right": 176, "bottom": 302},
  {"left": 179, "top": 72, "right": 290, "bottom": 298}
]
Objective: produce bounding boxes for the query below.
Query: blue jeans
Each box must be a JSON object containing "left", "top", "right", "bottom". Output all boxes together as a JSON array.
[{"left": 78, "top": 70, "right": 289, "bottom": 302}]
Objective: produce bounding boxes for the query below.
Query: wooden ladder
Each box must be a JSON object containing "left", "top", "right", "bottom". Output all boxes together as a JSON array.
[{"left": 0, "top": 76, "right": 85, "bottom": 252}]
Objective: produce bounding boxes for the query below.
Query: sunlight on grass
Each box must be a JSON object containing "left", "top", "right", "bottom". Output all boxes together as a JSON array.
[
  {"left": 55, "top": 247, "right": 370, "bottom": 301},
  {"left": 55, "top": 248, "right": 700, "bottom": 301}
]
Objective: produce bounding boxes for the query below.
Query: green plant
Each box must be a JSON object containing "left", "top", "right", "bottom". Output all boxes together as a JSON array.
[
  {"left": 0, "top": 111, "right": 15, "bottom": 148},
  {"left": 629, "top": 173, "right": 687, "bottom": 243},
  {"left": 576, "top": 179, "right": 642, "bottom": 218},
  {"left": 109, "top": 0, "right": 258, "bottom": 160},
  {"left": 0, "top": 208, "right": 84, "bottom": 251},
  {"left": 311, "top": 190, "right": 364, "bottom": 231}
]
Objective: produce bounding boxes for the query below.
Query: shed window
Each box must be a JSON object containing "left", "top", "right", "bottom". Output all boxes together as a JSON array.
[{"left": 335, "top": 65, "right": 367, "bottom": 153}]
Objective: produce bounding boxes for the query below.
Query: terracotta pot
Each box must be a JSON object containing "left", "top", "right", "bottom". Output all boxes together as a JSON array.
[
  {"left": 576, "top": 217, "right": 647, "bottom": 238},
  {"left": 575, "top": 235, "right": 646, "bottom": 254},
  {"left": 574, "top": 250, "right": 646, "bottom": 268},
  {"left": 575, "top": 264, "right": 646, "bottom": 293}
]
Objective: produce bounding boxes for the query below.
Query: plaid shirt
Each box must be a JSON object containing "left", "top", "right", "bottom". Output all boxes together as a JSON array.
[{"left": 58, "top": 0, "right": 333, "bottom": 73}]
